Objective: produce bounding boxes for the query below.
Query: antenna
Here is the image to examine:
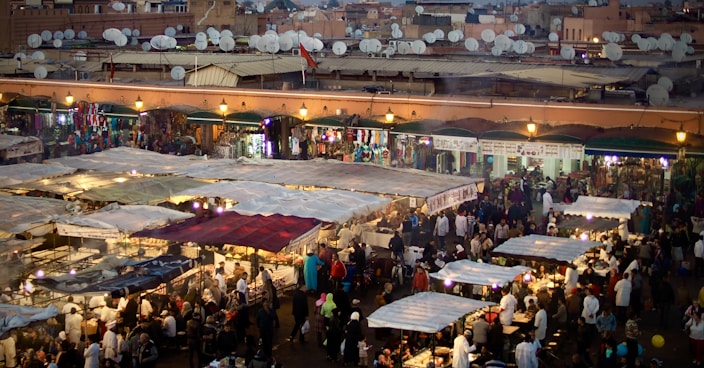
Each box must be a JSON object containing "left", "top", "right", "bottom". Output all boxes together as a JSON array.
[
  {"left": 560, "top": 46, "right": 575, "bottom": 60},
  {"left": 494, "top": 34, "right": 512, "bottom": 51},
  {"left": 631, "top": 34, "right": 641, "bottom": 43},
  {"left": 415, "top": 5, "right": 424, "bottom": 14},
  {"left": 313, "top": 38, "right": 324, "bottom": 51},
  {"left": 504, "top": 30, "right": 515, "bottom": 38}
]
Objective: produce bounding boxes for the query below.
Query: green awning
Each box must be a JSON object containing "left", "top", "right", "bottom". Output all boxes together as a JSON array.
[
  {"left": 307, "top": 115, "right": 386, "bottom": 130},
  {"left": 535, "top": 134, "right": 584, "bottom": 144},
  {"left": 187, "top": 110, "right": 224, "bottom": 125},
  {"left": 432, "top": 127, "right": 476, "bottom": 138},
  {"left": 481, "top": 130, "right": 528, "bottom": 140},
  {"left": 586, "top": 137, "right": 676, "bottom": 152},
  {"left": 8, "top": 98, "right": 70, "bottom": 113},
  {"left": 224, "top": 109, "right": 275, "bottom": 125},
  {"left": 392, "top": 120, "right": 444, "bottom": 135},
  {"left": 102, "top": 104, "right": 139, "bottom": 118}
]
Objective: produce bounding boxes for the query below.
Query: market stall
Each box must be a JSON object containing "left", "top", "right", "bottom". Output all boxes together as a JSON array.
[
  {"left": 0, "top": 163, "right": 75, "bottom": 187},
  {"left": 0, "top": 195, "right": 72, "bottom": 238},
  {"left": 4, "top": 171, "right": 144, "bottom": 199},
  {"left": 492, "top": 235, "right": 601, "bottom": 267},
  {"left": 562, "top": 196, "right": 649, "bottom": 220},
  {"left": 367, "top": 292, "right": 495, "bottom": 368},
  {"left": 430, "top": 260, "right": 532, "bottom": 287},
  {"left": 0, "top": 303, "right": 59, "bottom": 337},
  {"left": 0, "top": 134, "right": 43, "bottom": 163},
  {"left": 76, "top": 176, "right": 210, "bottom": 205}
]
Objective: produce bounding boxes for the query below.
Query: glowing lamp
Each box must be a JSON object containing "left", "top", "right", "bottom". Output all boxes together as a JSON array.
[
  {"left": 36, "top": 270, "right": 45, "bottom": 278},
  {"left": 523, "top": 273, "right": 532, "bottom": 283},
  {"left": 216, "top": 206, "right": 224, "bottom": 214},
  {"left": 135, "top": 96, "right": 143, "bottom": 110},
  {"left": 69, "top": 269, "right": 76, "bottom": 275},
  {"left": 385, "top": 107, "right": 394, "bottom": 123},
  {"left": 219, "top": 99, "right": 228, "bottom": 114},
  {"left": 580, "top": 233, "right": 588, "bottom": 241},
  {"left": 491, "top": 283, "right": 498, "bottom": 290},
  {"left": 299, "top": 103, "right": 308, "bottom": 119},
  {"left": 526, "top": 122, "right": 536, "bottom": 135},
  {"left": 676, "top": 130, "right": 687, "bottom": 144},
  {"left": 192, "top": 202, "right": 200, "bottom": 210},
  {"left": 65, "top": 91, "right": 74, "bottom": 104},
  {"left": 592, "top": 37, "right": 599, "bottom": 43},
  {"left": 444, "top": 279, "right": 453, "bottom": 287},
  {"left": 130, "top": 169, "right": 137, "bottom": 176},
  {"left": 586, "top": 213, "right": 593, "bottom": 220}
]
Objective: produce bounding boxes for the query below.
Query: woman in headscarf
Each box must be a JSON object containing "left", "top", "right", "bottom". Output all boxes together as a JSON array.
[
  {"left": 326, "top": 308, "right": 343, "bottom": 362},
  {"left": 315, "top": 293, "right": 327, "bottom": 347},
  {"left": 320, "top": 293, "right": 337, "bottom": 329},
  {"left": 343, "top": 312, "right": 362, "bottom": 366},
  {"left": 304, "top": 250, "right": 326, "bottom": 293},
  {"left": 181, "top": 301, "right": 193, "bottom": 322}
]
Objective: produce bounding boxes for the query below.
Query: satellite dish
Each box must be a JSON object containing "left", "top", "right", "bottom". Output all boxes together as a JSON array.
[
  {"left": 657, "top": 36, "right": 673, "bottom": 51},
  {"left": 256, "top": 4, "right": 264, "bottom": 13},
  {"left": 332, "top": 41, "right": 347, "bottom": 55},
  {"left": 131, "top": 37, "right": 139, "bottom": 46},
  {"left": 53, "top": 30, "right": 64, "bottom": 40},
  {"left": 491, "top": 45, "right": 503, "bottom": 56},
  {"left": 177, "top": 24, "right": 184, "bottom": 31},
  {"left": 114, "top": 34, "right": 128, "bottom": 47},
  {"left": 194, "top": 39, "right": 208, "bottom": 50},
  {"left": 553, "top": 17, "right": 562, "bottom": 25},
  {"left": 681, "top": 32, "right": 693, "bottom": 44},
  {"left": 74, "top": 51, "right": 87, "bottom": 61},
  {"left": 248, "top": 35, "right": 261, "bottom": 48},
  {"left": 469, "top": 8, "right": 475, "bottom": 14},
  {"left": 657, "top": 76, "right": 673, "bottom": 92},
  {"left": 30, "top": 51, "right": 45, "bottom": 60},
  {"left": 368, "top": 38, "right": 382, "bottom": 53},
  {"left": 77, "top": 31, "right": 88, "bottom": 39},
  {"left": 548, "top": 32, "right": 559, "bottom": 42},
  {"left": 433, "top": 29, "right": 444, "bottom": 39},
  {"left": 150, "top": 35, "right": 172, "bottom": 50},
  {"left": 103, "top": 28, "right": 121, "bottom": 41},
  {"left": 448, "top": 31, "right": 460, "bottom": 43},
  {"left": 392, "top": 29, "right": 403, "bottom": 39},
  {"left": 196, "top": 32, "right": 207, "bottom": 42},
  {"left": 132, "top": 29, "right": 140, "bottom": 37},
  {"left": 164, "top": 27, "right": 176, "bottom": 37},
  {"left": 53, "top": 39, "right": 62, "bottom": 48},
  {"left": 354, "top": 29, "right": 363, "bottom": 38},
  {"left": 397, "top": 42, "right": 411, "bottom": 55},
  {"left": 560, "top": 45, "right": 575, "bottom": 60},
  {"left": 602, "top": 31, "right": 610, "bottom": 40},
  {"left": 604, "top": 42, "right": 623, "bottom": 61},
  {"left": 504, "top": 30, "right": 515, "bottom": 38},
  {"left": 495, "top": 34, "right": 511, "bottom": 51},
  {"left": 278, "top": 34, "right": 293, "bottom": 51},
  {"left": 64, "top": 29, "right": 75, "bottom": 40},
  {"left": 121, "top": 28, "right": 132, "bottom": 37},
  {"left": 34, "top": 66, "right": 48, "bottom": 79},
  {"left": 588, "top": 0, "right": 597, "bottom": 6},
  {"left": 631, "top": 34, "right": 641, "bottom": 43},
  {"left": 515, "top": 24, "right": 526, "bottom": 35},
  {"left": 481, "top": 29, "right": 496, "bottom": 43},
  {"left": 647, "top": 37, "right": 658, "bottom": 50},
  {"left": 526, "top": 42, "right": 536, "bottom": 54},
  {"left": 687, "top": 46, "right": 695, "bottom": 54},
  {"left": 314, "top": 32, "right": 322, "bottom": 38},
  {"left": 345, "top": 26, "right": 353, "bottom": 35},
  {"left": 672, "top": 49, "right": 686, "bottom": 62},
  {"left": 171, "top": 66, "right": 186, "bottom": 80},
  {"left": 509, "top": 14, "right": 518, "bottom": 22},
  {"left": 41, "top": 30, "right": 52, "bottom": 42},
  {"left": 513, "top": 40, "right": 528, "bottom": 54},
  {"left": 210, "top": 35, "right": 220, "bottom": 46},
  {"left": 660, "top": 32, "right": 673, "bottom": 40},
  {"left": 672, "top": 40, "right": 687, "bottom": 61},
  {"left": 206, "top": 27, "right": 218, "bottom": 36},
  {"left": 465, "top": 37, "right": 479, "bottom": 51},
  {"left": 411, "top": 40, "right": 426, "bottom": 54},
  {"left": 572, "top": 6, "right": 579, "bottom": 15},
  {"left": 219, "top": 35, "right": 235, "bottom": 51},
  {"left": 415, "top": 5, "right": 424, "bottom": 14},
  {"left": 112, "top": 2, "right": 125, "bottom": 11},
  {"left": 14, "top": 52, "right": 26, "bottom": 60},
  {"left": 313, "top": 38, "right": 324, "bottom": 51},
  {"left": 142, "top": 42, "right": 152, "bottom": 51},
  {"left": 359, "top": 39, "right": 370, "bottom": 53},
  {"left": 391, "top": 23, "right": 399, "bottom": 30},
  {"left": 264, "top": 30, "right": 277, "bottom": 37},
  {"left": 27, "top": 34, "right": 42, "bottom": 48},
  {"left": 423, "top": 33, "right": 437, "bottom": 44},
  {"left": 384, "top": 46, "right": 395, "bottom": 56},
  {"left": 297, "top": 13, "right": 305, "bottom": 20},
  {"left": 265, "top": 39, "right": 280, "bottom": 54},
  {"left": 256, "top": 37, "right": 267, "bottom": 52},
  {"left": 636, "top": 38, "right": 649, "bottom": 51},
  {"left": 646, "top": 84, "right": 669, "bottom": 106},
  {"left": 221, "top": 29, "right": 234, "bottom": 38}
]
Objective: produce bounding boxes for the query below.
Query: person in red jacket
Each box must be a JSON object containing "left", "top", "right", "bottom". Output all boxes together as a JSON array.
[
  {"left": 412, "top": 264, "right": 429, "bottom": 294},
  {"left": 330, "top": 253, "right": 347, "bottom": 292}
]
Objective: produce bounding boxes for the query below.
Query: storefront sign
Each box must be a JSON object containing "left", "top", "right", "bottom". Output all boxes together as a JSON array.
[
  {"left": 432, "top": 135, "right": 479, "bottom": 153},
  {"left": 426, "top": 183, "right": 479, "bottom": 215},
  {"left": 56, "top": 223, "right": 121, "bottom": 239},
  {"left": 480, "top": 140, "right": 584, "bottom": 160}
]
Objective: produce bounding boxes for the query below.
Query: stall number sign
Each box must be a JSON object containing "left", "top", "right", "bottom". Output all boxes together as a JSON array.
[
  {"left": 480, "top": 140, "right": 583, "bottom": 160},
  {"left": 432, "top": 135, "right": 479, "bottom": 153},
  {"left": 426, "top": 183, "right": 479, "bottom": 215}
]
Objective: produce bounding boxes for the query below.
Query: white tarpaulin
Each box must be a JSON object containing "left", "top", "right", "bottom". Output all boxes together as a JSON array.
[
  {"left": 0, "top": 135, "right": 43, "bottom": 160},
  {"left": 7, "top": 171, "right": 139, "bottom": 197},
  {"left": 55, "top": 203, "right": 195, "bottom": 239},
  {"left": 562, "top": 196, "right": 650, "bottom": 219},
  {"left": 179, "top": 157, "right": 482, "bottom": 199},
  {"left": 45, "top": 147, "right": 207, "bottom": 175},
  {"left": 0, "top": 163, "right": 76, "bottom": 187},
  {"left": 0, "top": 196, "right": 70, "bottom": 236},
  {"left": 175, "top": 181, "right": 391, "bottom": 223},
  {"left": 430, "top": 260, "right": 532, "bottom": 287},
  {"left": 367, "top": 292, "right": 495, "bottom": 333},
  {"left": 492, "top": 234, "right": 601, "bottom": 265}
]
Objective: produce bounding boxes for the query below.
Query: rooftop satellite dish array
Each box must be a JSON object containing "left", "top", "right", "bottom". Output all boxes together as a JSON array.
[
  {"left": 466, "top": 24, "right": 533, "bottom": 56},
  {"left": 244, "top": 30, "right": 323, "bottom": 55}
]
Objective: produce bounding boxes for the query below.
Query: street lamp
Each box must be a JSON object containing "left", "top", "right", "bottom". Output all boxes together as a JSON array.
[
  {"left": 385, "top": 107, "right": 394, "bottom": 123},
  {"left": 135, "top": 96, "right": 143, "bottom": 111},
  {"left": 65, "top": 91, "right": 74, "bottom": 104},
  {"left": 219, "top": 99, "right": 228, "bottom": 115},
  {"left": 676, "top": 125, "right": 687, "bottom": 160},
  {"left": 299, "top": 103, "right": 308, "bottom": 120},
  {"left": 527, "top": 119, "right": 537, "bottom": 141}
]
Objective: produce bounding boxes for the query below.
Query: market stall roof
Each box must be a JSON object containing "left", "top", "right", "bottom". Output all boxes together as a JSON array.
[
  {"left": 179, "top": 157, "right": 482, "bottom": 199},
  {"left": 172, "top": 181, "right": 392, "bottom": 223},
  {"left": 559, "top": 216, "right": 620, "bottom": 232},
  {"left": 429, "top": 260, "right": 532, "bottom": 287},
  {"left": 0, "top": 163, "right": 76, "bottom": 187},
  {"left": 55, "top": 203, "right": 195, "bottom": 239},
  {"left": 0, "top": 304, "right": 58, "bottom": 339},
  {"left": 45, "top": 147, "right": 207, "bottom": 175},
  {"left": 562, "top": 196, "right": 650, "bottom": 219},
  {"left": 76, "top": 176, "right": 210, "bottom": 205},
  {"left": 0, "top": 196, "right": 70, "bottom": 236},
  {"left": 131, "top": 212, "right": 320, "bottom": 253},
  {"left": 35, "top": 255, "right": 201, "bottom": 298},
  {"left": 492, "top": 235, "right": 601, "bottom": 266},
  {"left": 367, "top": 292, "right": 495, "bottom": 333},
  {"left": 0, "top": 134, "right": 42, "bottom": 150},
  {"left": 6, "top": 171, "right": 139, "bottom": 197},
  {"left": 0, "top": 237, "right": 45, "bottom": 255}
]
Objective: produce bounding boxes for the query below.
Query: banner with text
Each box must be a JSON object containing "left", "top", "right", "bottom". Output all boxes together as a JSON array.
[
  {"left": 426, "top": 183, "right": 479, "bottom": 215},
  {"left": 432, "top": 135, "right": 479, "bottom": 153},
  {"left": 56, "top": 223, "right": 121, "bottom": 239},
  {"left": 479, "top": 140, "right": 584, "bottom": 160}
]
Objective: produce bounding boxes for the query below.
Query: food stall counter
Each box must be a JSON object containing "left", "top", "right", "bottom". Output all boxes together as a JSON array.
[{"left": 403, "top": 348, "right": 450, "bottom": 368}]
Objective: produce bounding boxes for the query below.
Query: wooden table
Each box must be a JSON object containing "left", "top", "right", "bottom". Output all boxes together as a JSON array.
[
  {"left": 512, "top": 312, "right": 533, "bottom": 324},
  {"left": 503, "top": 325, "right": 520, "bottom": 335}
]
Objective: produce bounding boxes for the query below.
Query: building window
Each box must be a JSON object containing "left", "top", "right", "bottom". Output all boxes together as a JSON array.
[
  {"left": 223, "top": 1, "right": 231, "bottom": 5},
  {"left": 175, "top": 4, "right": 186, "bottom": 12},
  {"left": 564, "top": 28, "right": 569, "bottom": 40},
  {"left": 572, "top": 29, "right": 575, "bottom": 40},
  {"left": 578, "top": 29, "right": 582, "bottom": 41}
]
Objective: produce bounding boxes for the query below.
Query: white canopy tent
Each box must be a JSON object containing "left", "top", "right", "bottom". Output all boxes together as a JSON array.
[
  {"left": 55, "top": 204, "right": 195, "bottom": 239},
  {"left": 0, "top": 163, "right": 76, "bottom": 187},
  {"left": 367, "top": 292, "right": 495, "bottom": 333},
  {"left": 429, "top": 260, "right": 532, "bottom": 287},
  {"left": 172, "top": 180, "right": 392, "bottom": 223},
  {"left": 6, "top": 171, "right": 140, "bottom": 198},
  {"left": 492, "top": 235, "right": 601, "bottom": 265},
  {"left": 45, "top": 147, "right": 207, "bottom": 175},
  {"left": 0, "top": 196, "right": 71, "bottom": 237},
  {"left": 562, "top": 196, "right": 650, "bottom": 219}
]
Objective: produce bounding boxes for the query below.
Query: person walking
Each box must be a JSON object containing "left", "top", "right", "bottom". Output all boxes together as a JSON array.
[
  {"left": 186, "top": 313, "right": 202, "bottom": 368},
  {"left": 685, "top": 311, "right": 704, "bottom": 366},
  {"left": 288, "top": 283, "right": 309, "bottom": 343},
  {"left": 83, "top": 335, "right": 100, "bottom": 368},
  {"left": 581, "top": 288, "right": 600, "bottom": 338},
  {"left": 624, "top": 312, "right": 640, "bottom": 368},
  {"left": 256, "top": 302, "right": 275, "bottom": 359},
  {"left": 453, "top": 330, "right": 473, "bottom": 368},
  {"left": 137, "top": 333, "right": 158, "bottom": 368},
  {"left": 343, "top": 312, "right": 363, "bottom": 366},
  {"left": 614, "top": 272, "right": 632, "bottom": 322},
  {"left": 434, "top": 211, "right": 450, "bottom": 251}
]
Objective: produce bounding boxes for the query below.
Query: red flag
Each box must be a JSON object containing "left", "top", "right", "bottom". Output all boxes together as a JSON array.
[
  {"left": 299, "top": 43, "right": 317, "bottom": 68},
  {"left": 110, "top": 54, "right": 115, "bottom": 81}
]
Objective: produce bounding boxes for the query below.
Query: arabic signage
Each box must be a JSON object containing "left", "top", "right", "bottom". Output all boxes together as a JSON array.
[
  {"left": 426, "top": 183, "right": 479, "bottom": 215},
  {"left": 480, "top": 140, "right": 584, "bottom": 160},
  {"left": 56, "top": 223, "right": 121, "bottom": 239},
  {"left": 432, "top": 135, "right": 479, "bottom": 153}
]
